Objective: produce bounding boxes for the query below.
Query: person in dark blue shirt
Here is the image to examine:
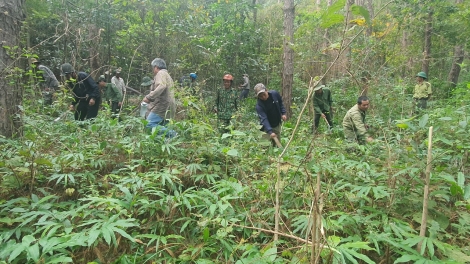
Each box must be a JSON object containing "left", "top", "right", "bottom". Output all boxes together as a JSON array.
[
  {"left": 61, "top": 63, "right": 101, "bottom": 121},
  {"left": 254, "top": 83, "right": 287, "bottom": 147}
]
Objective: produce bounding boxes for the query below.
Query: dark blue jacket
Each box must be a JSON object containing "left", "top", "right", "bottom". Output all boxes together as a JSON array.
[
  {"left": 69, "top": 72, "right": 100, "bottom": 105},
  {"left": 255, "top": 90, "right": 287, "bottom": 134}
]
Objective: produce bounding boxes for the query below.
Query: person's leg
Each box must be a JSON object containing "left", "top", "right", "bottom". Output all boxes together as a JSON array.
[
  {"left": 313, "top": 114, "right": 321, "bottom": 132},
  {"left": 239, "top": 89, "right": 249, "bottom": 100},
  {"left": 86, "top": 97, "right": 101, "bottom": 120},
  {"left": 271, "top": 124, "right": 281, "bottom": 147},
  {"left": 418, "top": 98, "right": 427, "bottom": 109},
  {"left": 146, "top": 112, "right": 164, "bottom": 129},
  {"left": 75, "top": 101, "right": 88, "bottom": 121},
  {"left": 324, "top": 111, "right": 333, "bottom": 129}
]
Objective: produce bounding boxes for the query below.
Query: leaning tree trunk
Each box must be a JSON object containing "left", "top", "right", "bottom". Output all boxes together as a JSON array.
[
  {"left": 0, "top": 0, "right": 26, "bottom": 138},
  {"left": 447, "top": 45, "right": 464, "bottom": 96},
  {"left": 421, "top": 8, "right": 433, "bottom": 74},
  {"left": 281, "top": 0, "right": 294, "bottom": 118}
]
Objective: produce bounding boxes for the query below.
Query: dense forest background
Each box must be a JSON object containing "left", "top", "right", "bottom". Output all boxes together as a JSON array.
[{"left": 0, "top": 0, "right": 469, "bottom": 263}]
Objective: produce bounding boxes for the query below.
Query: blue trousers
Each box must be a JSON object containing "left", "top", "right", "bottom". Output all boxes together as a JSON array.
[{"left": 146, "top": 112, "right": 176, "bottom": 138}]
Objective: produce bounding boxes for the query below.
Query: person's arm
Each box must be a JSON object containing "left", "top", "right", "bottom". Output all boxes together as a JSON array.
[
  {"left": 240, "top": 77, "right": 248, "bottom": 89},
  {"left": 82, "top": 74, "right": 100, "bottom": 100},
  {"left": 145, "top": 73, "right": 168, "bottom": 101},
  {"left": 256, "top": 104, "right": 273, "bottom": 134}
]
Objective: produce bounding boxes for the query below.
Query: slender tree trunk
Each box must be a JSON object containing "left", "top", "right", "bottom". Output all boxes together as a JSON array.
[
  {"left": 365, "top": 0, "right": 374, "bottom": 36},
  {"left": 421, "top": 8, "right": 433, "bottom": 74},
  {"left": 282, "top": 0, "right": 295, "bottom": 118},
  {"left": 447, "top": 45, "right": 464, "bottom": 94},
  {"left": 0, "top": 0, "right": 26, "bottom": 138}
]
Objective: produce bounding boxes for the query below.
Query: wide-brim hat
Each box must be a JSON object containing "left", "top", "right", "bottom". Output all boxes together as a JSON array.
[
  {"left": 314, "top": 85, "right": 325, "bottom": 91},
  {"left": 141, "top": 77, "right": 153, "bottom": 86}
]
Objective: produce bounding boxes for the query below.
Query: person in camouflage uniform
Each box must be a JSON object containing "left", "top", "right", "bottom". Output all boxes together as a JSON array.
[
  {"left": 342, "top": 96, "right": 373, "bottom": 145},
  {"left": 97, "top": 75, "right": 123, "bottom": 118},
  {"left": 31, "top": 58, "right": 59, "bottom": 105},
  {"left": 214, "top": 74, "right": 238, "bottom": 133}
]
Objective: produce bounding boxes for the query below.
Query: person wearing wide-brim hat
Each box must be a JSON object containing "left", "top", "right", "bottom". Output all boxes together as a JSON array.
[
  {"left": 312, "top": 84, "right": 333, "bottom": 133},
  {"left": 141, "top": 76, "right": 154, "bottom": 92},
  {"left": 31, "top": 58, "right": 59, "bottom": 105},
  {"left": 413, "top": 71, "right": 432, "bottom": 111}
]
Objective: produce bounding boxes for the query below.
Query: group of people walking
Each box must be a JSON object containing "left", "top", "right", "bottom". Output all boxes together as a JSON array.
[{"left": 32, "top": 58, "right": 431, "bottom": 145}]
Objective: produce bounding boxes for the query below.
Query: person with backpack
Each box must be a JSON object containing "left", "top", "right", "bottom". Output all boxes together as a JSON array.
[{"left": 413, "top": 72, "right": 432, "bottom": 110}]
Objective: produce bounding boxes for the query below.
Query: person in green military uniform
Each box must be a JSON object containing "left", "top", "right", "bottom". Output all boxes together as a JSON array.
[
  {"left": 97, "top": 75, "right": 123, "bottom": 118},
  {"left": 342, "top": 96, "right": 373, "bottom": 145},
  {"left": 413, "top": 71, "right": 432, "bottom": 111},
  {"left": 312, "top": 84, "right": 333, "bottom": 133},
  {"left": 214, "top": 74, "right": 238, "bottom": 133}
]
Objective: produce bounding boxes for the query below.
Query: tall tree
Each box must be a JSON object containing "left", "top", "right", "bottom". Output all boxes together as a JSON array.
[
  {"left": 421, "top": 7, "right": 433, "bottom": 74},
  {"left": 0, "top": 0, "right": 26, "bottom": 138},
  {"left": 281, "top": 0, "right": 294, "bottom": 118}
]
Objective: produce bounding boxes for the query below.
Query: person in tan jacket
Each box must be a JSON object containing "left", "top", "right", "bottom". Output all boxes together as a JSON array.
[
  {"left": 142, "top": 58, "right": 176, "bottom": 138},
  {"left": 342, "top": 96, "right": 373, "bottom": 145}
]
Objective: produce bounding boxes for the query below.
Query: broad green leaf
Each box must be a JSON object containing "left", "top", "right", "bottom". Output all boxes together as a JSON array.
[
  {"left": 226, "top": 149, "right": 239, "bottom": 157},
  {"left": 262, "top": 247, "right": 277, "bottom": 262},
  {"left": 439, "top": 117, "right": 452, "bottom": 121},
  {"left": 426, "top": 238, "right": 434, "bottom": 257},
  {"left": 450, "top": 182, "right": 463, "bottom": 196},
  {"left": 396, "top": 123, "right": 409, "bottom": 129},
  {"left": 457, "top": 172, "right": 465, "bottom": 188},
  {"left": 394, "top": 254, "right": 422, "bottom": 263},
  {"left": 27, "top": 242, "right": 40, "bottom": 262},
  {"left": 343, "top": 248, "right": 375, "bottom": 264},
  {"left": 351, "top": 5, "right": 370, "bottom": 25},
  {"left": 321, "top": 14, "right": 345, "bottom": 28},
  {"left": 419, "top": 114, "right": 429, "bottom": 128}
]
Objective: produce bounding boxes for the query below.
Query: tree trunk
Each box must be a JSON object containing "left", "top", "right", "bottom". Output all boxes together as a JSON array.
[
  {"left": 447, "top": 45, "right": 464, "bottom": 94},
  {"left": 421, "top": 8, "right": 433, "bottom": 74},
  {"left": 0, "top": 0, "right": 26, "bottom": 138},
  {"left": 282, "top": 0, "right": 295, "bottom": 118},
  {"left": 365, "top": 0, "right": 374, "bottom": 36}
]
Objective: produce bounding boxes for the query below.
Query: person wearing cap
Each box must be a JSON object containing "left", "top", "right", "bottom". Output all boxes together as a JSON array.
[
  {"left": 254, "top": 83, "right": 287, "bottom": 146},
  {"left": 141, "top": 76, "right": 153, "bottom": 93},
  {"left": 60, "top": 63, "right": 101, "bottom": 121},
  {"left": 342, "top": 96, "right": 373, "bottom": 145},
  {"left": 142, "top": 58, "right": 177, "bottom": 138},
  {"left": 31, "top": 58, "right": 59, "bottom": 105},
  {"left": 97, "top": 75, "right": 123, "bottom": 118},
  {"left": 413, "top": 71, "right": 432, "bottom": 110},
  {"left": 312, "top": 84, "right": 333, "bottom": 133},
  {"left": 179, "top": 72, "right": 198, "bottom": 95},
  {"left": 239, "top": 74, "right": 250, "bottom": 100},
  {"left": 111, "top": 67, "right": 126, "bottom": 95},
  {"left": 214, "top": 74, "right": 238, "bottom": 133}
]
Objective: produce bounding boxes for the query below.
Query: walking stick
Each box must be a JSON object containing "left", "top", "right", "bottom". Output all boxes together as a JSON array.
[
  {"left": 273, "top": 136, "right": 283, "bottom": 148},
  {"left": 321, "top": 115, "right": 332, "bottom": 130}
]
